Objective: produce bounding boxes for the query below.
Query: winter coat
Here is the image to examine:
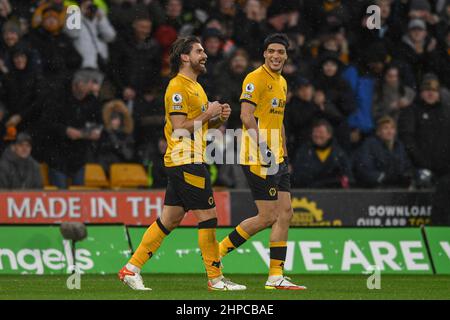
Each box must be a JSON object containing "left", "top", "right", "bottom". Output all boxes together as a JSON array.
[
  {"left": 0, "top": 147, "right": 43, "bottom": 189},
  {"left": 198, "top": 51, "right": 225, "bottom": 98},
  {"left": 342, "top": 65, "right": 376, "bottom": 133},
  {"left": 95, "top": 100, "right": 134, "bottom": 173},
  {"left": 353, "top": 136, "right": 413, "bottom": 188},
  {"left": 110, "top": 33, "right": 161, "bottom": 95},
  {"left": 214, "top": 63, "right": 251, "bottom": 129},
  {"left": 1, "top": 56, "right": 44, "bottom": 132},
  {"left": 292, "top": 141, "right": 353, "bottom": 188},
  {"left": 63, "top": 12, "right": 116, "bottom": 69},
  {"left": 40, "top": 92, "right": 102, "bottom": 175},
  {"left": 314, "top": 67, "right": 356, "bottom": 150},
  {"left": 372, "top": 83, "right": 416, "bottom": 122},
  {"left": 232, "top": 11, "right": 269, "bottom": 61},
  {"left": 314, "top": 72, "right": 356, "bottom": 124},
  {"left": 393, "top": 35, "right": 436, "bottom": 88},
  {"left": 398, "top": 99, "right": 450, "bottom": 175},
  {"left": 28, "top": 28, "right": 82, "bottom": 85}
]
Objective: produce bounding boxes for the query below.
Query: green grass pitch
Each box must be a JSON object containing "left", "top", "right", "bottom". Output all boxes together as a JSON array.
[{"left": 0, "top": 274, "right": 449, "bottom": 300}]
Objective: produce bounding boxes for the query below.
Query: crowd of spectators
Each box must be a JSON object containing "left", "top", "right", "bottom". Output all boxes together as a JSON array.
[{"left": 0, "top": 0, "right": 449, "bottom": 200}]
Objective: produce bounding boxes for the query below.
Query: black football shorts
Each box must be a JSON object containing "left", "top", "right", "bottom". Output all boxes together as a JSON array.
[
  {"left": 164, "top": 163, "right": 215, "bottom": 211},
  {"left": 241, "top": 159, "right": 291, "bottom": 201}
]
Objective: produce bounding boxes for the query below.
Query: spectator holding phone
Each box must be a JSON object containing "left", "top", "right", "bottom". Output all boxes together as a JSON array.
[{"left": 40, "top": 69, "right": 102, "bottom": 188}]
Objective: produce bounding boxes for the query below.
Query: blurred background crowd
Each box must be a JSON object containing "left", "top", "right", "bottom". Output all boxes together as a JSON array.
[{"left": 0, "top": 0, "right": 449, "bottom": 197}]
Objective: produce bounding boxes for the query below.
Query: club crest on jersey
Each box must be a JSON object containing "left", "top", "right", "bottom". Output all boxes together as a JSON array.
[
  {"left": 172, "top": 93, "right": 182, "bottom": 103},
  {"left": 245, "top": 83, "right": 255, "bottom": 93},
  {"left": 271, "top": 98, "right": 279, "bottom": 108},
  {"left": 201, "top": 104, "right": 207, "bottom": 113}
]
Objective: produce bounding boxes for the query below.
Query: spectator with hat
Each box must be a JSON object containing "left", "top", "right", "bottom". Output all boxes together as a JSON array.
[
  {"left": 394, "top": 18, "right": 438, "bottom": 89},
  {"left": 28, "top": 5, "right": 82, "bottom": 94},
  {"left": 94, "top": 99, "right": 135, "bottom": 175},
  {"left": 398, "top": 77, "right": 450, "bottom": 178},
  {"left": 31, "top": 0, "right": 67, "bottom": 31},
  {"left": 0, "top": 19, "right": 41, "bottom": 74},
  {"left": 1, "top": 44, "right": 43, "bottom": 135},
  {"left": 0, "top": 132, "right": 43, "bottom": 189}
]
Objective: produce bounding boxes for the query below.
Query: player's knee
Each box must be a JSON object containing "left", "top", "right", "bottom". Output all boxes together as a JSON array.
[
  {"left": 162, "top": 216, "right": 182, "bottom": 231},
  {"left": 280, "top": 207, "right": 293, "bottom": 225},
  {"left": 258, "top": 212, "right": 278, "bottom": 228}
]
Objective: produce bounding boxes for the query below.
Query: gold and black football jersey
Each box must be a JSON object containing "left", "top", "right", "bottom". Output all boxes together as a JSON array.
[
  {"left": 239, "top": 64, "right": 287, "bottom": 167},
  {"left": 163, "top": 73, "right": 209, "bottom": 167}
]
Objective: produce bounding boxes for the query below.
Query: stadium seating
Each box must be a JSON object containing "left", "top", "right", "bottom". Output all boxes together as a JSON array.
[
  {"left": 39, "top": 163, "right": 50, "bottom": 186},
  {"left": 68, "top": 186, "right": 102, "bottom": 191},
  {"left": 84, "top": 163, "right": 109, "bottom": 188},
  {"left": 110, "top": 163, "right": 149, "bottom": 189}
]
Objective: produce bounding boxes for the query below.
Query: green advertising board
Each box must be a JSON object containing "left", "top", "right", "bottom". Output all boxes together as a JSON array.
[
  {"left": 0, "top": 226, "right": 435, "bottom": 275},
  {"left": 128, "top": 227, "right": 432, "bottom": 275},
  {"left": 424, "top": 227, "right": 450, "bottom": 275},
  {"left": 0, "top": 226, "right": 131, "bottom": 274}
]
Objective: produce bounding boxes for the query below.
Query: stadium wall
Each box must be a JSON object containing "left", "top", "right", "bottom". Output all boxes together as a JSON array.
[{"left": 0, "top": 190, "right": 435, "bottom": 227}]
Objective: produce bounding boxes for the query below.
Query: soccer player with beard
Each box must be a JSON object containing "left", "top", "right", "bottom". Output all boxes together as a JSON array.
[
  {"left": 118, "top": 36, "right": 246, "bottom": 291},
  {"left": 218, "top": 34, "right": 307, "bottom": 290}
]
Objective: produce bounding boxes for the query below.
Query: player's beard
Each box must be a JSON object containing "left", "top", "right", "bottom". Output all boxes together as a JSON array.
[{"left": 191, "top": 59, "right": 207, "bottom": 75}]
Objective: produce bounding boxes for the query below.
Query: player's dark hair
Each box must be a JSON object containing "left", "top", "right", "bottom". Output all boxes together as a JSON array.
[
  {"left": 169, "top": 36, "right": 201, "bottom": 77},
  {"left": 263, "top": 33, "right": 289, "bottom": 51}
]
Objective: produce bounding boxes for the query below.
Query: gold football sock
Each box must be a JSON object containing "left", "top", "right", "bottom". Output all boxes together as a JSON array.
[
  {"left": 198, "top": 218, "right": 222, "bottom": 280},
  {"left": 219, "top": 224, "right": 250, "bottom": 257},
  {"left": 129, "top": 218, "right": 170, "bottom": 269},
  {"left": 269, "top": 241, "right": 287, "bottom": 277}
]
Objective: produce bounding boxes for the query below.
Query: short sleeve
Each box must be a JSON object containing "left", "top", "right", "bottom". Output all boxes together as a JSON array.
[
  {"left": 166, "top": 85, "right": 189, "bottom": 115},
  {"left": 239, "top": 73, "right": 261, "bottom": 107}
]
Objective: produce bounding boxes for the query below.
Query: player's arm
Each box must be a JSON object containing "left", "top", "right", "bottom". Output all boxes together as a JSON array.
[
  {"left": 240, "top": 102, "right": 260, "bottom": 142},
  {"left": 241, "top": 102, "right": 272, "bottom": 164},
  {"left": 170, "top": 101, "right": 222, "bottom": 133},
  {"left": 282, "top": 123, "right": 288, "bottom": 158}
]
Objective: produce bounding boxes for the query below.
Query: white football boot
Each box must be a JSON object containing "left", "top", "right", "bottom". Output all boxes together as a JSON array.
[
  {"left": 265, "top": 276, "right": 307, "bottom": 290},
  {"left": 208, "top": 276, "right": 247, "bottom": 291},
  {"left": 118, "top": 266, "right": 152, "bottom": 291}
]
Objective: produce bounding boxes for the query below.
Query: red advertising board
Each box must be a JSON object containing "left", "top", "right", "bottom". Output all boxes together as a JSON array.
[{"left": 0, "top": 191, "right": 231, "bottom": 226}]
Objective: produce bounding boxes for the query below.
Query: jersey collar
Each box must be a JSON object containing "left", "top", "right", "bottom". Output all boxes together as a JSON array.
[
  {"left": 262, "top": 64, "right": 281, "bottom": 79},
  {"left": 178, "top": 72, "right": 197, "bottom": 84}
]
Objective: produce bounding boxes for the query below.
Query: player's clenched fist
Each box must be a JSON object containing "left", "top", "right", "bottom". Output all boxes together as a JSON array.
[
  {"left": 206, "top": 101, "right": 223, "bottom": 119},
  {"left": 220, "top": 103, "right": 231, "bottom": 121}
]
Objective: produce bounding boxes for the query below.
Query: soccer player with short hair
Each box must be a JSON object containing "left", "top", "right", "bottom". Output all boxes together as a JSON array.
[
  {"left": 219, "top": 33, "right": 307, "bottom": 290},
  {"left": 118, "top": 36, "right": 246, "bottom": 291}
]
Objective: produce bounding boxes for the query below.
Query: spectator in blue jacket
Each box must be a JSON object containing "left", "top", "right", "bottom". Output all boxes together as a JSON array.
[
  {"left": 354, "top": 116, "right": 413, "bottom": 188},
  {"left": 292, "top": 119, "right": 353, "bottom": 189}
]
